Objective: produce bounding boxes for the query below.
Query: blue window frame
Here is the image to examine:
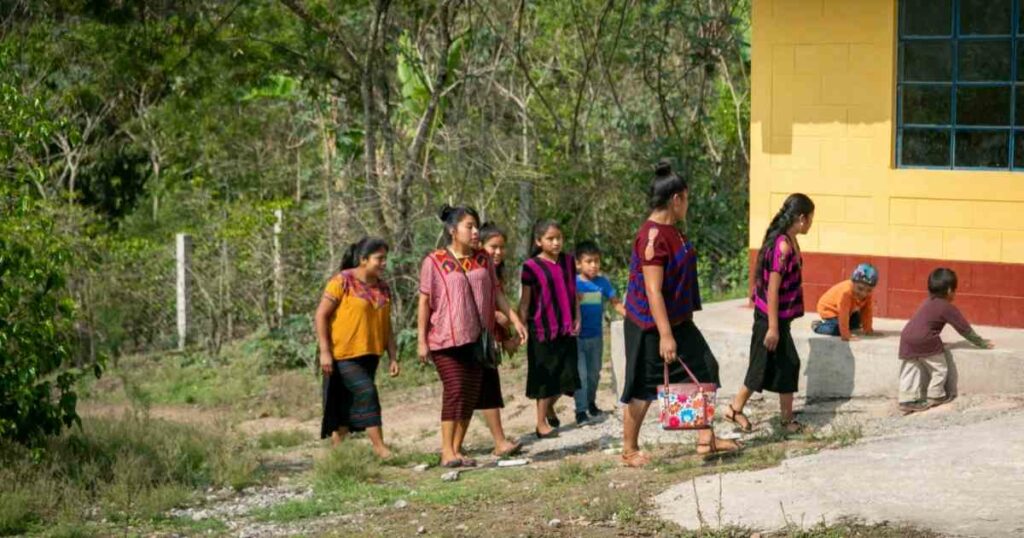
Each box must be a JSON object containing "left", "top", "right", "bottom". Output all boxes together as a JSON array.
[{"left": 897, "top": 0, "right": 1024, "bottom": 170}]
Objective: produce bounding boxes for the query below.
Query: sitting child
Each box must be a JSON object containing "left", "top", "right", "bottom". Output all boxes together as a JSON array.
[
  {"left": 897, "top": 268, "right": 993, "bottom": 415},
  {"left": 812, "top": 263, "right": 878, "bottom": 341}
]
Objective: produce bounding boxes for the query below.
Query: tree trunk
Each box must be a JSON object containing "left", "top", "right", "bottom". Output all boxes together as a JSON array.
[
  {"left": 318, "top": 107, "right": 337, "bottom": 267},
  {"left": 362, "top": 1, "right": 389, "bottom": 233},
  {"left": 394, "top": 1, "right": 456, "bottom": 253},
  {"left": 515, "top": 104, "right": 534, "bottom": 264}
]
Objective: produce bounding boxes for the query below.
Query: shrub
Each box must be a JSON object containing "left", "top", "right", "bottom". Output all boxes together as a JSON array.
[{"left": 0, "top": 414, "right": 260, "bottom": 531}]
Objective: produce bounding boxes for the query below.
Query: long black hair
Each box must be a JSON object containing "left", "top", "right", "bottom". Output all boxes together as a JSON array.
[
  {"left": 530, "top": 219, "right": 562, "bottom": 257},
  {"left": 649, "top": 159, "right": 688, "bottom": 210},
  {"left": 340, "top": 236, "right": 389, "bottom": 271},
  {"left": 479, "top": 222, "right": 507, "bottom": 282},
  {"left": 438, "top": 204, "right": 480, "bottom": 248},
  {"left": 755, "top": 193, "right": 815, "bottom": 287}
]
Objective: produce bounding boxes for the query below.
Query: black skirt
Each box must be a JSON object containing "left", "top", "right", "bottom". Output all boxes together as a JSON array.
[
  {"left": 621, "top": 318, "right": 720, "bottom": 404},
  {"left": 477, "top": 362, "right": 505, "bottom": 409},
  {"left": 320, "top": 355, "right": 382, "bottom": 438},
  {"left": 744, "top": 311, "right": 800, "bottom": 394},
  {"left": 526, "top": 333, "right": 580, "bottom": 399}
]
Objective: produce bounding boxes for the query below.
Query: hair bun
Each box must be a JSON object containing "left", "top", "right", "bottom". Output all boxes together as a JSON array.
[
  {"left": 438, "top": 204, "right": 454, "bottom": 222},
  {"left": 654, "top": 159, "right": 673, "bottom": 177}
]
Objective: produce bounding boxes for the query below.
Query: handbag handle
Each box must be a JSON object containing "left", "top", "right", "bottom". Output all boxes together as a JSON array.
[{"left": 663, "top": 354, "right": 702, "bottom": 389}]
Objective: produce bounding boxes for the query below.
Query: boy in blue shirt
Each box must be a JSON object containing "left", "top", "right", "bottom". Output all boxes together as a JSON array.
[{"left": 574, "top": 241, "right": 626, "bottom": 425}]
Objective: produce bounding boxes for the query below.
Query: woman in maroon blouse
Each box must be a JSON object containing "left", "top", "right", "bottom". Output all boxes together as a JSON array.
[{"left": 620, "top": 161, "right": 740, "bottom": 467}]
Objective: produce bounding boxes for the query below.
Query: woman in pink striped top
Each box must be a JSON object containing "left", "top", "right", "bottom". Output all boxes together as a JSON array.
[
  {"left": 726, "top": 193, "right": 815, "bottom": 435},
  {"left": 417, "top": 205, "right": 528, "bottom": 468}
]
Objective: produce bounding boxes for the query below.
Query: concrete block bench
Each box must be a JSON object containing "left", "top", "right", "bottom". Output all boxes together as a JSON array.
[{"left": 611, "top": 299, "right": 1024, "bottom": 400}]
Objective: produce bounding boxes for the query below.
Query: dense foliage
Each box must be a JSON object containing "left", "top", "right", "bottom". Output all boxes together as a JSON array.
[{"left": 0, "top": 0, "right": 750, "bottom": 439}]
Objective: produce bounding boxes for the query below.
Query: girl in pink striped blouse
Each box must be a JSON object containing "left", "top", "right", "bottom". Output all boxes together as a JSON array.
[{"left": 726, "top": 193, "right": 815, "bottom": 436}]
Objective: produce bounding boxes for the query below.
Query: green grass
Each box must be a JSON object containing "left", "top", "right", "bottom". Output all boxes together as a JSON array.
[
  {"left": 257, "top": 430, "right": 309, "bottom": 450},
  {"left": 542, "top": 459, "right": 597, "bottom": 487},
  {"left": 704, "top": 285, "right": 750, "bottom": 304},
  {"left": 252, "top": 497, "right": 336, "bottom": 523},
  {"left": 812, "top": 421, "right": 864, "bottom": 449},
  {"left": 770, "top": 518, "right": 941, "bottom": 537},
  {"left": 0, "top": 414, "right": 260, "bottom": 533},
  {"left": 379, "top": 449, "right": 440, "bottom": 468},
  {"left": 82, "top": 333, "right": 447, "bottom": 420},
  {"left": 579, "top": 486, "right": 645, "bottom": 524},
  {"left": 376, "top": 359, "right": 441, "bottom": 392}
]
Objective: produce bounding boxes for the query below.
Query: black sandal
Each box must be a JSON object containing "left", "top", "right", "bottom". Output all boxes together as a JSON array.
[
  {"left": 724, "top": 404, "right": 753, "bottom": 433},
  {"left": 780, "top": 419, "right": 808, "bottom": 434},
  {"left": 535, "top": 428, "right": 559, "bottom": 439}
]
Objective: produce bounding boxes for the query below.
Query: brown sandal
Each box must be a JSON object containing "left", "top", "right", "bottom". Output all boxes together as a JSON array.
[
  {"left": 697, "top": 437, "right": 743, "bottom": 460},
  {"left": 620, "top": 450, "right": 652, "bottom": 468},
  {"left": 724, "top": 404, "right": 753, "bottom": 433}
]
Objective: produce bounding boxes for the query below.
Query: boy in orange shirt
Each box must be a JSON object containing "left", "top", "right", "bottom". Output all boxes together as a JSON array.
[{"left": 812, "top": 263, "right": 877, "bottom": 341}]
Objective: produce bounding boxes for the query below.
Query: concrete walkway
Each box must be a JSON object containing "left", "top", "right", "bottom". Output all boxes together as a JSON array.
[{"left": 655, "top": 411, "right": 1024, "bottom": 537}]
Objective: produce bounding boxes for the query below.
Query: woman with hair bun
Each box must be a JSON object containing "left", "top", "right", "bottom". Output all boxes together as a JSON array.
[
  {"left": 418, "top": 205, "right": 528, "bottom": 468},
  {"left": 315, "top": 237, "right": 399, "bottom": 459},
  {"left": 619, "top": 160, "right": 740, "bottom": 467}
]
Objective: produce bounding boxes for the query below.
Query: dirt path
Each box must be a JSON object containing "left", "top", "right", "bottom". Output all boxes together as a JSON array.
[{"left": 78, "top": 363, "right": 1024, "bottom": 537}]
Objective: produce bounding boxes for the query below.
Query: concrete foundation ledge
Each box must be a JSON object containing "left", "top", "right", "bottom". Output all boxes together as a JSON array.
[{"left": 611, "top": 299, "right": 1024, "bottom": 400}]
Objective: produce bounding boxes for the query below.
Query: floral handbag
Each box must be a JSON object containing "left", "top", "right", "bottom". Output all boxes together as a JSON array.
[{"left": 658, "top": 356, "right": 717, "bottom": 430}]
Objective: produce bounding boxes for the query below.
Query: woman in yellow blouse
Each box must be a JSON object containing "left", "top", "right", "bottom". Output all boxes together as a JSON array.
[{"left": 315, "top": 237, "right": 399, "bottom": 459}]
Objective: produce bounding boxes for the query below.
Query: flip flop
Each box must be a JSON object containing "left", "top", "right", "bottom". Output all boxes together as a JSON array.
[
  {"left": 536, "top": 426, "right": 561, "bottom": 438},
  {"left": 441, "top": 459, "right": 463, "bottom": 468},
  {"left": 458, "top": 457, "right": 478, "bottom": 467},
  {"left": 492, "top": 440, "right": 523, "bottom": 458}
]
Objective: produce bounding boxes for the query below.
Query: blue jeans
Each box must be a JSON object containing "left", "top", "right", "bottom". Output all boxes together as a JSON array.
[
  {"left": 574, "top": 336, "right": 603, "bottom": 414},
  {"left": 814, "top": 311, "right": 862, "bottom": 336}
]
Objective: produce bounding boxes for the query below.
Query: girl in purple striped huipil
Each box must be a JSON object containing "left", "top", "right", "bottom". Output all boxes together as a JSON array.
[
  {"left": 519, "top": 220, "right": 582, "bottom": 439},
  {"left": 726, "top": 194, "right": 815, "bottom": 436}
]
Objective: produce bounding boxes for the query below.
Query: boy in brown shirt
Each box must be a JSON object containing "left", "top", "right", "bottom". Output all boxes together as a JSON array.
[{"left": 898, "top": 268, "right": 993, "bottom": 415}]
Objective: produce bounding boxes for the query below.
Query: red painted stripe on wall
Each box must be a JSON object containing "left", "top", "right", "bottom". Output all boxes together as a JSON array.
[{"left": 747, "top": 251, "right": 1024, "bottom": 328}]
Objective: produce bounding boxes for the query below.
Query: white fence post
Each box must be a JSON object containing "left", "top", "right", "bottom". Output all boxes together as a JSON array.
[
  {"left": 273, "top": 209, "right": 284, "bottom": 325},
  {"left": 176, "top": 233, "right": 192, "bottom": 351}
]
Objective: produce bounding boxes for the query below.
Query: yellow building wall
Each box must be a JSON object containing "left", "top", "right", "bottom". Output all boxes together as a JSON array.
[{"left": 751, "top": 0, "right": 1024, "bottom": 265}]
